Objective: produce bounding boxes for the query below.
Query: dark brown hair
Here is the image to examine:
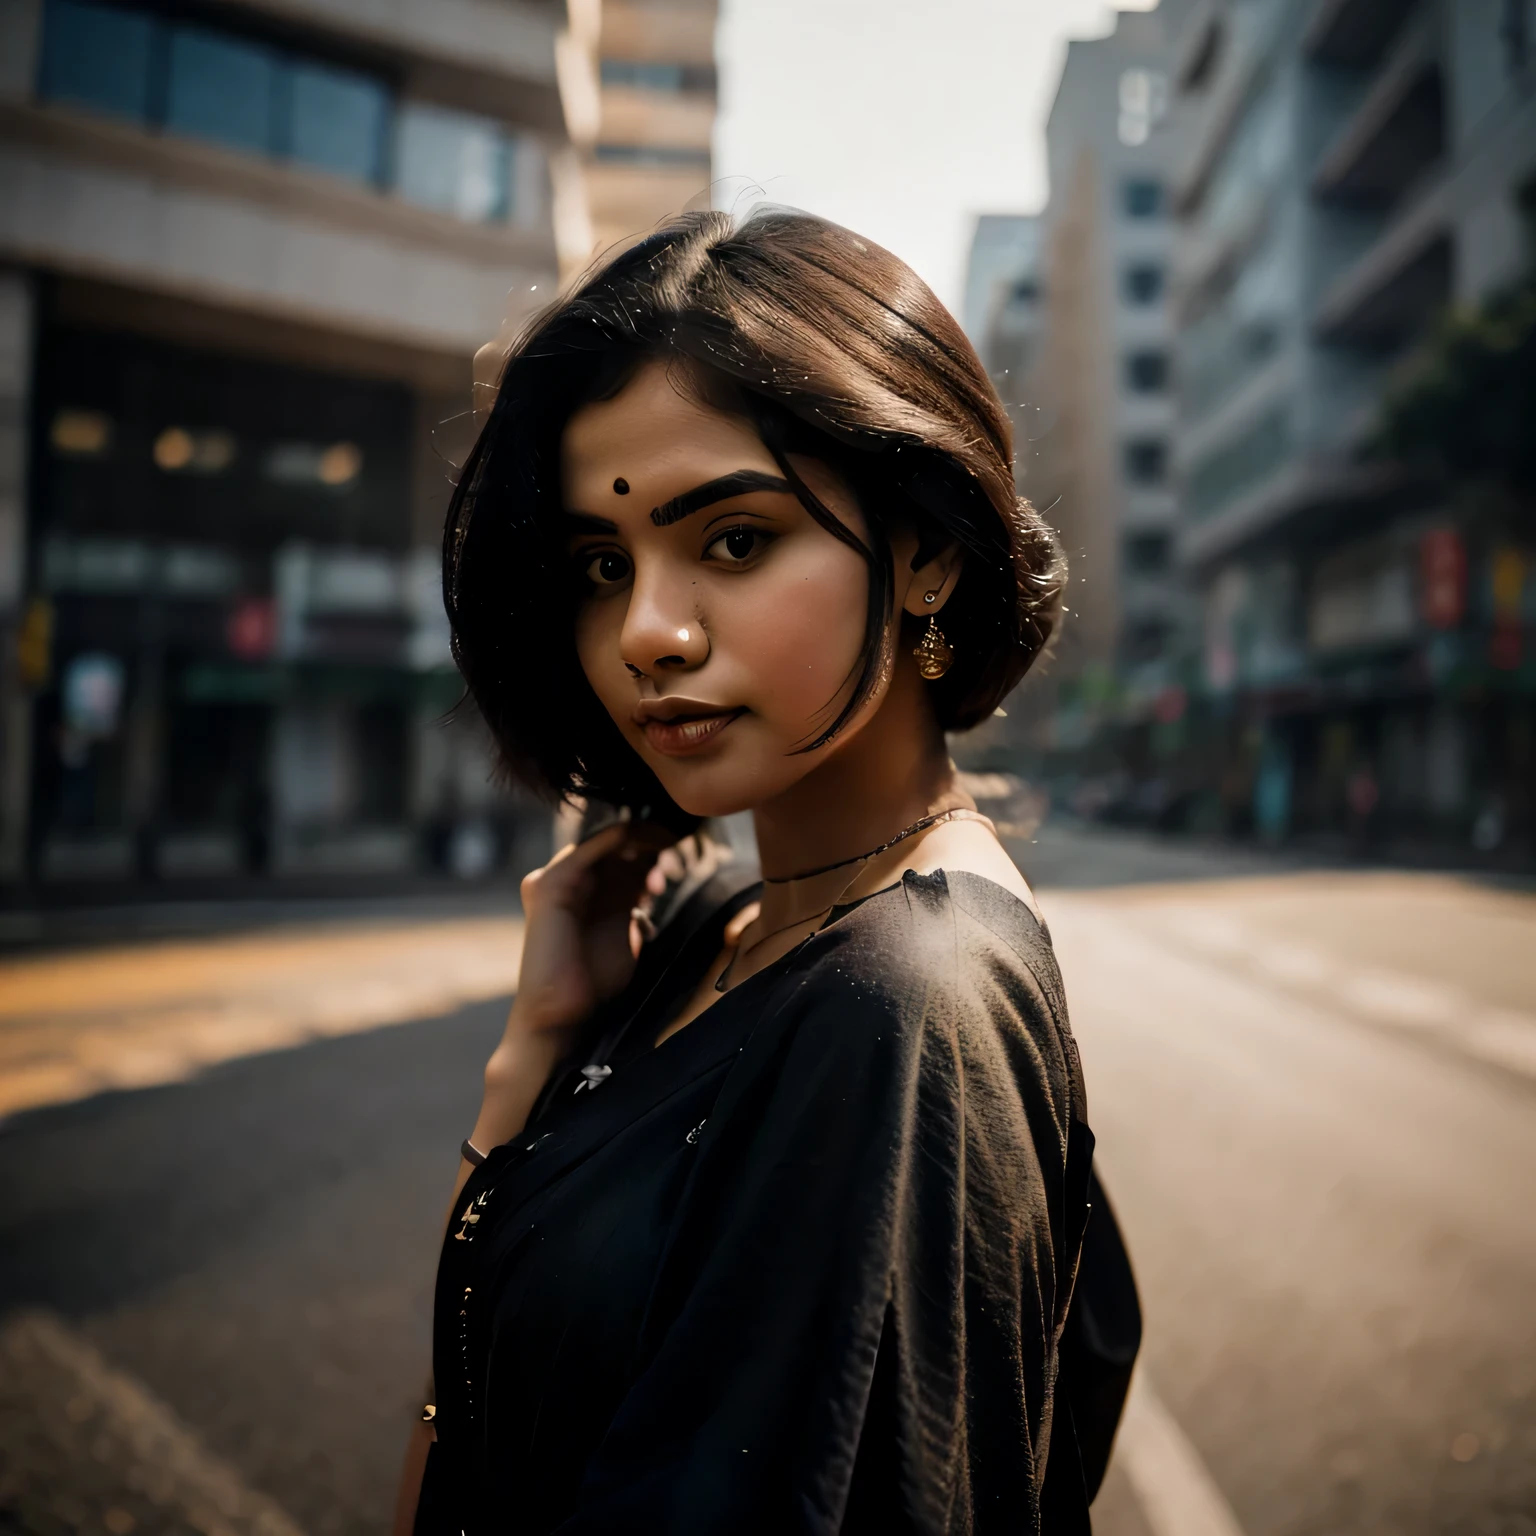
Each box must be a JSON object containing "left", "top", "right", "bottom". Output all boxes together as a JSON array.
[{"left": 444, "top": 208, "right": 1065, "bottom": 818}]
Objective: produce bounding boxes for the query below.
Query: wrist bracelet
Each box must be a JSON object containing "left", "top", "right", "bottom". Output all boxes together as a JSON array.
[{"left": 460, "top": 1138, "right": 487, "bottom": 1167}]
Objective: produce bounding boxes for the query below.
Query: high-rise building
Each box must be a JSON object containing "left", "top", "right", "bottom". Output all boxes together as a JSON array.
[
  {"left": 1168, "top": 0, "right": 1535, "bottom": 849},
  {"left": 557, "top": 0, "right": 717, "bottom": 263},
  {"left": 1022, "top": 5, "right": 1191, "bottom": 768},
  {"left": 962, "top": 213, "right": 1045, "bottom": 486},
  {"left": 0, "top": 0, "right": 578, "bottom": 888}
]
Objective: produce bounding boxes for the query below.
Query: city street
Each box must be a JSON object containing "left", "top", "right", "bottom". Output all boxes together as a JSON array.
[{"left": 1, "top": 824, "right": 1533, "bottom": 1536}]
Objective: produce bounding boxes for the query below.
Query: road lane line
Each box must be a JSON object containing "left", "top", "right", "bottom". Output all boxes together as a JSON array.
[
  {"left": 1128, "top": 906, "right": 1536, "bottom": 1083},
  {"left": 0, "top": 1309, "right": 310, "bottom": 1536},
  {"left": 1116, "top": 1371, "right": 1246, "bottom": 1536}
]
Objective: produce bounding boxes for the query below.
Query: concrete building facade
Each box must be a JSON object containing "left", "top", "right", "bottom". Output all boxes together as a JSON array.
[
  {"left": 1024, "top": 6, "right": 1191, "bottom": 763},
  {"left": 1168, "top": 0, "right": 1536, "bottom": 852},
  {"left": 0, "top": 0, "right": 584, "bottom": 889}
]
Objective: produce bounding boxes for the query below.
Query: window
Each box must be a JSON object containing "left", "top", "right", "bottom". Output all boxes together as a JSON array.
[
  {"left": 1124, "top": 533, "right": 1172, "bottom": 575},
  {"left": 35, "top": 0, "right": 526, "bottom": 221},
  {"left": 1125, "top": 350, "right": 1170, "bottom": 393},
  {"left": 1123, "top": 263, "right": 1164, "bottom": 305},
  {"left": 396, "top": 104, "right": 510, "bottom": 222},
  {"left": 1117, "top": 68, "right": 1168, "bottom": 147},
  {"left": 592, "top": 143, "right": 712, "bottom": 168},
  {"left": 1123, "top": 618, "right": 1170, "bottom": 663},
  {"left": 1123, "top": 439, "right": 1169, "bottom": 485},
  {"left": 165, "top": 27, "right": 280, "bottom": 156},
  {"left": 1122, "top": 178, "right": 1164, "bottom": 219},
  {"left": 38, "top": 0, "right": 156, "bottom": 123},
  {"left": 1188, "top": 405, "right": 1292, "bottom": 522},
  {"left": 287, "top": 61, "right": 388, "bottom": 185},
  {"left": 600, "top": 59, "right": 717, "bottom": 94}
]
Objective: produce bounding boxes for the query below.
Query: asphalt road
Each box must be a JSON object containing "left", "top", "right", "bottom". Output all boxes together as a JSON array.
[{"left": 1, "top": 823, "right": 1533, "bottom": 1536}]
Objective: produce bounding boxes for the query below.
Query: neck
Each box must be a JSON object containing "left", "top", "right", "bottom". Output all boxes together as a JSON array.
[{"left": 750, "top": 669, "right": 964, "bottom": 896}]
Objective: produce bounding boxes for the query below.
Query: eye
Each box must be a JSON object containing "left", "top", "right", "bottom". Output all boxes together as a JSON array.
[
  {"left": 708, "top": 525, "right": 771, "bottom": 565},
  {"left": 582, "top": 549, "right": 632, "bottom": 587}
]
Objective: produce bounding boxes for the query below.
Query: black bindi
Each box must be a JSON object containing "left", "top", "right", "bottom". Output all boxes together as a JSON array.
[{"left": 612, "top": 477, "right": 630, "bottom": 495}]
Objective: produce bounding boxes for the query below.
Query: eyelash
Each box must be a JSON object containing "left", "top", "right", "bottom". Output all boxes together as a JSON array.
[
  {"left": 706, "top": 524, "right": 774, "bottom": 564},
  {"left": 576, "top": 524, "right": 774, "bottom": 589}
]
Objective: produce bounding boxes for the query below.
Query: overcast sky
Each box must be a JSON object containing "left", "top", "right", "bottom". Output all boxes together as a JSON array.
[{"left": 713, "top": 0, "right": 1158, "bottom": 314}]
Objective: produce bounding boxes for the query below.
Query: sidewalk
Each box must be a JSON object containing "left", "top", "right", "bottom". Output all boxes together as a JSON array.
[{"left": 0, "top": 911, "right": 524, "bottom": 1122}]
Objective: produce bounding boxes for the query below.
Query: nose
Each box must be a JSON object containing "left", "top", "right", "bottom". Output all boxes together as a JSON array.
[{"left": 619, "top": 568, "right": 709, "bottom": 678}]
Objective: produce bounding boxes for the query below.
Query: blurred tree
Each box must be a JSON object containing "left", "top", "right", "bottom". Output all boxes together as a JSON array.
[{"left": 1373, "top": 275, "right": 1536, "bottom": 497}]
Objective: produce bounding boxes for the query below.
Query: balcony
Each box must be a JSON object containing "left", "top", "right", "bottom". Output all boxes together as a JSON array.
[
  {"left": 1313, "top": 182, "right": 1452, "bottom": 345},
  {"left": 0, "top": 100, "right": 556, "bottom": 359},
  {"left": 599, "top": 86, "right": 714, "bottom": 153},
  {"left": 1311, "top": 17, "right": 1443, "bottom": 207}
]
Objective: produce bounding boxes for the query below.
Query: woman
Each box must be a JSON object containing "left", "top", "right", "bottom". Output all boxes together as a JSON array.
[{"left": 395, "top": 208, "right": 1131, "bottom": 1535}]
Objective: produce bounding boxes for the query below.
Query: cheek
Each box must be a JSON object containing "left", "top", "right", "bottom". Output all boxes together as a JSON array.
[
  {"left": 575, "top": 601, "right": 630, "bottom": 719},
  {"left": 722, "top": 542, "right": 871, "bottom": 723}
]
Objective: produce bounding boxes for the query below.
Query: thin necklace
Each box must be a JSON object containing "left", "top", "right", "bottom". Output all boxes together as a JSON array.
[
  {"left": 762, "top": 807, "right": 993, "bottom": 883},
  {"left": 715, "top": 807, "right": 994, "bottom": 993}
]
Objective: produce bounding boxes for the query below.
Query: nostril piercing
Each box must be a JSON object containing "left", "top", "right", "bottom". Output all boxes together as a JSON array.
[{"left": 613, "top": 477, "right": 630, "bottom": 495}]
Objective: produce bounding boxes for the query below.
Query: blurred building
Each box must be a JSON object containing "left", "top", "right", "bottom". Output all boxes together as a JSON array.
[
  {"left": 1167, "top": 0, "right": 1536, "bottom": 851},
  {"left": 576, "top": 0, "right": 717, "bottom": 258},
  {"left": 1007, "top": 5, "right": 1191, "bottom": 778},
  {"left": 0, "top": 0, "right": 587, "bottom": 891}
]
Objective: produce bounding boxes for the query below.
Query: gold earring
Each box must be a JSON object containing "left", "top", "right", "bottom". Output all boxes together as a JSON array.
[{"left": 914, "top": 614, "right": 954, "bottom": 680}]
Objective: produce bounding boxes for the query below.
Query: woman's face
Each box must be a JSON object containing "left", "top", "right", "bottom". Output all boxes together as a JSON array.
[{"left": 561, "top": 359, "right": 893, "bottom": 819}]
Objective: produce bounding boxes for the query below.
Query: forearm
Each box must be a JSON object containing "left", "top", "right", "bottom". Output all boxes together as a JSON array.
[{"left": 445, "top": 1010, "right": 578, "bottom": 1207}]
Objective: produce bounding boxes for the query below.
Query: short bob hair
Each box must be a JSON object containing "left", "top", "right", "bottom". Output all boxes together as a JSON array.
[{"left": 445, "top": 207, "right": 1065, "bottom": 821}]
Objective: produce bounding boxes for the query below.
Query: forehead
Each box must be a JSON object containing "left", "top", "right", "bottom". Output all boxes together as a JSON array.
[{"left": 560, "top": 357, "right": 777, "bottom": 505}]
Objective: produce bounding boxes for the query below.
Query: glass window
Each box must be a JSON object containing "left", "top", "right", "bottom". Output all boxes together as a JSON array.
[
  {"left": 1188, "top": 406, "right": 1292, "bottom": 522},
  {"left": 287, "top": 61, "right": 388, "bottom": 184},
  {"left": 38, "top": 0, "right": 157, "bottom": 124},
  {"left": 396, "top": 103, "right": 509, "bottom": 223},
  {"left": 1124, "top": 439, "right": 1169, "bottom": 485},
  {"left": 601, "top": 59, "right": 685, "bottom": 91},
  {"left": 1123, "top": 262, "right": 1164, "bottom": 305},
  {"left": 599, "top": 58, "right": 716, "bottom": 93},
  {"left": 1122, "top": 178, "right": 1164, "bottom": 219},
  {"left": 592, "top": 143, "right": 712, "bottom": 168},
  {"left": 1124, "top": 532, "right": 1172, "bottom": 575},
  {"left": 165, "top": 26, "right": 279, "bottom": 156},
  {"left": 1125, "top": 350, "right": 1170, "bottom": 393}
]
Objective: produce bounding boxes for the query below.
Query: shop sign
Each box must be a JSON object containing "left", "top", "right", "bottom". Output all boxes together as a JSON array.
[
  {"left": 227, "top": 597, "right": 277, "bottom": 660},
  {"left": 1419, "top": 528, "right": 1466, "bottom": 630}
]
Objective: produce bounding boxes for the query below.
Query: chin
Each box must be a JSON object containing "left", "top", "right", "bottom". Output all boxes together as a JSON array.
[{"left": 646, "top": 750, "right": 798, "bottom": 822}]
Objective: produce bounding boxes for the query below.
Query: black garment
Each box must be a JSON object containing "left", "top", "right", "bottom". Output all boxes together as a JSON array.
[{"left": 426, "top": 868, "right": 1098, "bottom": 1535}]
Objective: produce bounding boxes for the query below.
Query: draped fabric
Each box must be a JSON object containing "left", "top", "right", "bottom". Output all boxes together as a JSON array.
[{"left": 425, "top": 869, "right": 1092, "bottom": 1535}]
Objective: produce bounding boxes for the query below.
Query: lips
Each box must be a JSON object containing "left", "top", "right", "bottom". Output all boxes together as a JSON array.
[{"left": 639, "top": 707, "right": 745, "bottom": 757}]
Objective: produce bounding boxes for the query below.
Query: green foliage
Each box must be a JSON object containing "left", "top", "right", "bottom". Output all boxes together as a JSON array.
[{"left": 1373, "top": 274, "right": 1536, "bottom": 495}]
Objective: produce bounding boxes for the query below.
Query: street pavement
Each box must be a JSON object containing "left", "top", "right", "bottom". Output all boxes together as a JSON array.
[{"left": 0, "top": 824, "right": 1533, "bottom": 1536}]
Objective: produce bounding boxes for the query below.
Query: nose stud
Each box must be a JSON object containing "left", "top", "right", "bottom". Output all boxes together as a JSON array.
[{"left": 677, "top": 628, "right": 691, "bottom": 643}]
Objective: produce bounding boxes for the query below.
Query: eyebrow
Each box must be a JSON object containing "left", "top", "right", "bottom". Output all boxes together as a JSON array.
[{"left": 650, "top": 470, "right": 793, "bottom": 527}]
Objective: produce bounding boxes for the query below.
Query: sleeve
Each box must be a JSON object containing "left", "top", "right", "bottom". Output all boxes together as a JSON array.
[{"left": 554, "top": 888, "right": 1079, "bottom": 1536}]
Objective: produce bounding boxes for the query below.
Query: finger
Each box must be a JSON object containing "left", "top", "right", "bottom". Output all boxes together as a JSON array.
[{"left": 551, "top": 821, "right": 630, "bottom": 872}]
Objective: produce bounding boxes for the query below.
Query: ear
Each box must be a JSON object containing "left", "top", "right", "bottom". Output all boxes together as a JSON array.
[{"left": 901, "top": 543, "right": 963, "bottom": 618}]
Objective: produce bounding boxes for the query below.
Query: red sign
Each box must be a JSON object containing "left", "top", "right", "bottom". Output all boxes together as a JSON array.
[
  {"left": 227, "top": 597, "right": 276, "bottom": 660},
  {"left": 1419, "top": 529, "right": 1466, "bottom": 630}
]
